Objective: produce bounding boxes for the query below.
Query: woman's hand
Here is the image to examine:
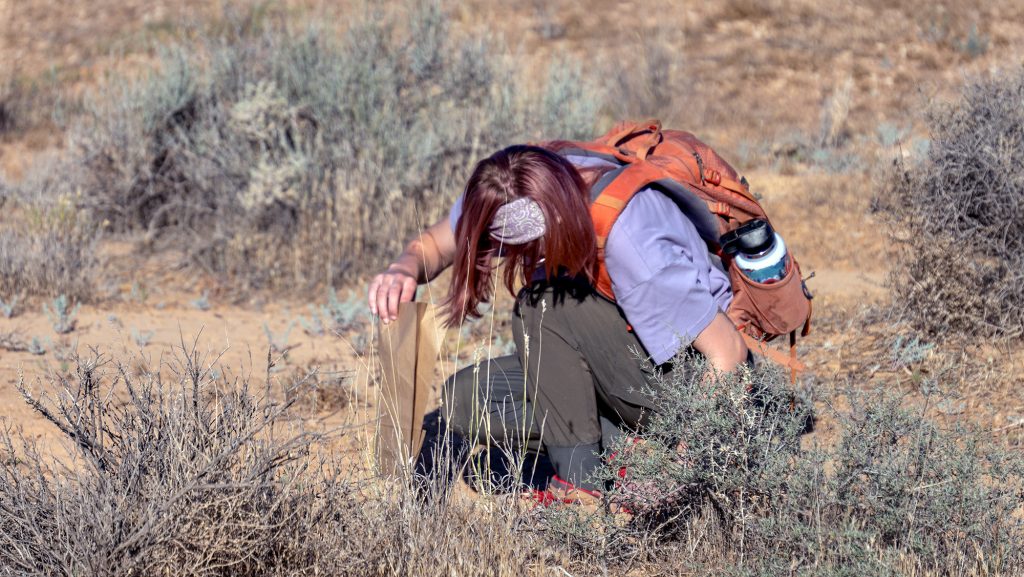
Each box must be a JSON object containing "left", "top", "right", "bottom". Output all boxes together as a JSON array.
[
  {"left": 368, "top": 266, "right": 418, "bottom": 324},
  {"left": 366, "top": 216, "right": 457, "bottom": 324}
]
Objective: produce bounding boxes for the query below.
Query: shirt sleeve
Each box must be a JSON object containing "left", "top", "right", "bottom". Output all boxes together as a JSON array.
[
  {"left": 449, "top": 193, "right": 464, "bottom": 232},
  {"left": 604, "top": 188, "right": 721, "bottom": 365}
]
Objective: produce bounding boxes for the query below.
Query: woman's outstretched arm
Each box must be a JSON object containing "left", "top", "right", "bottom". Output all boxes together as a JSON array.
[
  {"left": 692, "top": 311, "right": 749, "bottom": 375},
  {"left": 368, "top": 217, "right": 456, "bottom": 323}
]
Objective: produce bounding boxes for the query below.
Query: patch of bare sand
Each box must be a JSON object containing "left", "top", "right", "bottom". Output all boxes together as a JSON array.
[{"left": 0, "top": 297, "right": 378, "bottom": 454}]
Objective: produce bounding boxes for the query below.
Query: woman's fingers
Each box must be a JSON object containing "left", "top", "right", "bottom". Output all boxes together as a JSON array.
[
  {"left": 367, "top": 275, "right": 384, "bottom": 316},
  {"left": 369, "top": 272, "right": 418, "bottom": 324},
  {"left": 400, "top": 275, "right": 418, "bottom": 306},
  {"left": 385, "top": 281, "right": 404, "bottom": 322}
]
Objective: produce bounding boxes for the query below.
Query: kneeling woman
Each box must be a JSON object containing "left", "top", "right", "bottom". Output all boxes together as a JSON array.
[{"left": 368, "top": 145, "right": 747, "bottom": 492}]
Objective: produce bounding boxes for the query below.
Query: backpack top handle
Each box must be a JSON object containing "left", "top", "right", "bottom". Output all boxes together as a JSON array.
[{"left": 603, "top": 119, "right": 663, "bottom": 161}]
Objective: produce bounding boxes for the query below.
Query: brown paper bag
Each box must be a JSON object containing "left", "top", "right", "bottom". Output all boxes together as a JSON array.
[{"left": 375, "top": 301, "right": 439, "bottom": 479}]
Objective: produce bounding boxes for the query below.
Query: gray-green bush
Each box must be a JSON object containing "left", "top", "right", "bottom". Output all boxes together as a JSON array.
[
  {"left": 59, "top": 3, "right": 599, "bottom": 292},
  {"left": 880, "top": 68, "right": 1024, "bottom": 338},
  {"left": 1, "top": 345, "right": 1020, "bottom": 576},
  {"left": 540, "top": 354, "right": 1024, "bottom": 576},
  {"left": 1, "top": 348, "right": 352, "bottom": 576}
]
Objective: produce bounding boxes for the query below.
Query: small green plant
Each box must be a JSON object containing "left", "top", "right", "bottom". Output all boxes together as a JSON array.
[
  {"left": 0, "top": 295, "right": 18, "bottom": 318},
  {"left": 889, "top": 334, "right": 934, "bottom": 370},
  {"left": 876, "top": 121, "right": 910, "bottom": 148},
  {"left": 129, "top": 282, "right": 149, "bottom": 304},
  {"left": 263, "top": 321, "right": 296, "bottom": 357},
  {"left": 43, "top": 295, "right": 79, "bottom": 334},
  {"left": 131, "top": 328, "right": 155, "bottom": 348},
  {"left": 190, "top": 291, "right": 210, "bottom": 311},
  {"left": 321, "top": 289, "right": 365, "bottom": 334},
  {"left": 27, "top": 336, "right": 46, "bottom": 355},
  {"left": 297, "top": 305, "right": 325, "bottom": 337},
  {"left": 957, "top": 24, "right": 990, "bottom": 58}
]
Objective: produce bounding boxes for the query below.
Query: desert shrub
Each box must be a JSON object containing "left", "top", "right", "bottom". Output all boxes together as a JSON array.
[
  {"left": 880, "top": 69, "right": 1024, "bottom": 338},
  {"left": 1, "top": 346, "right": 1020, "bottom": 576},
  {"left": 0, "top": 348, "right": 355, "bottom": 576},
  {"left": 0, "top": 74, "right": 42, "bottom": 136},
  {"left": 54, "top": 3, "right": 600, "bottom": 292},
  {"left": 0, "top": 344, "right": 571, "bottom": 577},
  {"left": 0, "top": 66, "right": 76, "bottom": 138},
  {"left": 604, "top": 28, "right": 688, "bottom": 126},
  {"left": 0, "top": 77, "right": 22, "bottom": 135},
  {"left": 538, "top": 354, "right": 1024, "bottom": 576},
  {"left": 0, "top": 195, "right": 97, "bottom": 302}
]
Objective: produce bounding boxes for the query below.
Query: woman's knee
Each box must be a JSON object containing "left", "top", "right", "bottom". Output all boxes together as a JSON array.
[{"left": 441, "top": 355, "right": 525, "bottom": 441}]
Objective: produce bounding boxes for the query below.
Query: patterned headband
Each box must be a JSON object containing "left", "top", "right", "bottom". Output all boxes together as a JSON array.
[{"left": 489, "top": 197, "right": 547, "bottom": 245}]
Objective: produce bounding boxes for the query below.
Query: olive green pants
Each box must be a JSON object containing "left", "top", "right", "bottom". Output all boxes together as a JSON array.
[{"left": 443, "top": 278, "right": 674, "bottom": 488}]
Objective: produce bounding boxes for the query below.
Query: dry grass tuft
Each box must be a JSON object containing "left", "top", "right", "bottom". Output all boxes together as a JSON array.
[{"left": 0, "top": 195, "right": 98, "bottom": 303}]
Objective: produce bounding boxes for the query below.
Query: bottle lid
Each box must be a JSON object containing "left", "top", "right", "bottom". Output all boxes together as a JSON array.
[{"left": 720, "top": 219, "right": 775, "bottom": 257}]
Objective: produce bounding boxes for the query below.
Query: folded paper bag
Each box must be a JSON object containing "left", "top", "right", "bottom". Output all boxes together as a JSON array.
[{"left": 375, "top": 301, "right": 439, "bottom": 479}]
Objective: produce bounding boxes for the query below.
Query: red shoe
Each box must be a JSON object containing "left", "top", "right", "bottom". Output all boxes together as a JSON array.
[{"left": 527, "top": 474, "right": 602, "bottom": 508}]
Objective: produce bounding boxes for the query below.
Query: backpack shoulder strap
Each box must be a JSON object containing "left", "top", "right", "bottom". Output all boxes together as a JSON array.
[{"left": 590, "top": 162, "right": 673, "bottom": 299}]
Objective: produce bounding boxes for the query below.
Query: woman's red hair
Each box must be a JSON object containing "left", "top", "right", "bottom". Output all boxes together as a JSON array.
[{"left": 444, "top": 145, "right": 596, "bottom": 327}]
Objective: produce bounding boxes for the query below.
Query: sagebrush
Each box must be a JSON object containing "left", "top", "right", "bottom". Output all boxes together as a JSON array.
[
  {"left": 540, "top": 354, "right": 1024, "bottom": 576},
  {"left": 50, "top": 3, "right": 598, "bottom": 292},
  {"left": 880, "top": 68, "right": 1024, "bottom": 338},
  {"left": 0, "top": 190, "right": 97, "bottom": 303},
  {"left": 2, "top": 344, "right": 1020, "bottom": 576}
]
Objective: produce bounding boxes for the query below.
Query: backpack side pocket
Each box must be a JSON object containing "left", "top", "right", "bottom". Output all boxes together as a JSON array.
[{"left": 727, "top": 258, "right": 811, "bottom": 340}]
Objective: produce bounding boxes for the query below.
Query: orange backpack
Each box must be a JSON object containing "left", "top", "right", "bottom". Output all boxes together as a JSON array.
[{"left": 544, "top": 120, "right": 813, "bottom": 374}]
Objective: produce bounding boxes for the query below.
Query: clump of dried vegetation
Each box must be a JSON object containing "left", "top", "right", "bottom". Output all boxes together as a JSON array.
[
  {"left": 0, "top": 344, "right": 560, "bottom": 576},
  {"left": 13, "top": 2, "right": 595, "bottom": 294},
  {"left": 880, "top": 68, "right": 1024, "bottom": 339},
  {"left": 0, "top": 190, "right": 97, "bottom": 303},
  {"left": 1, "top": 346, "right": 1019, "bottom": 576}
]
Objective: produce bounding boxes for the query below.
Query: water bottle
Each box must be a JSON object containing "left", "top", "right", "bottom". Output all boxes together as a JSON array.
[{"left": 720, "top": 219, "right": 790, "bottom": 284}]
